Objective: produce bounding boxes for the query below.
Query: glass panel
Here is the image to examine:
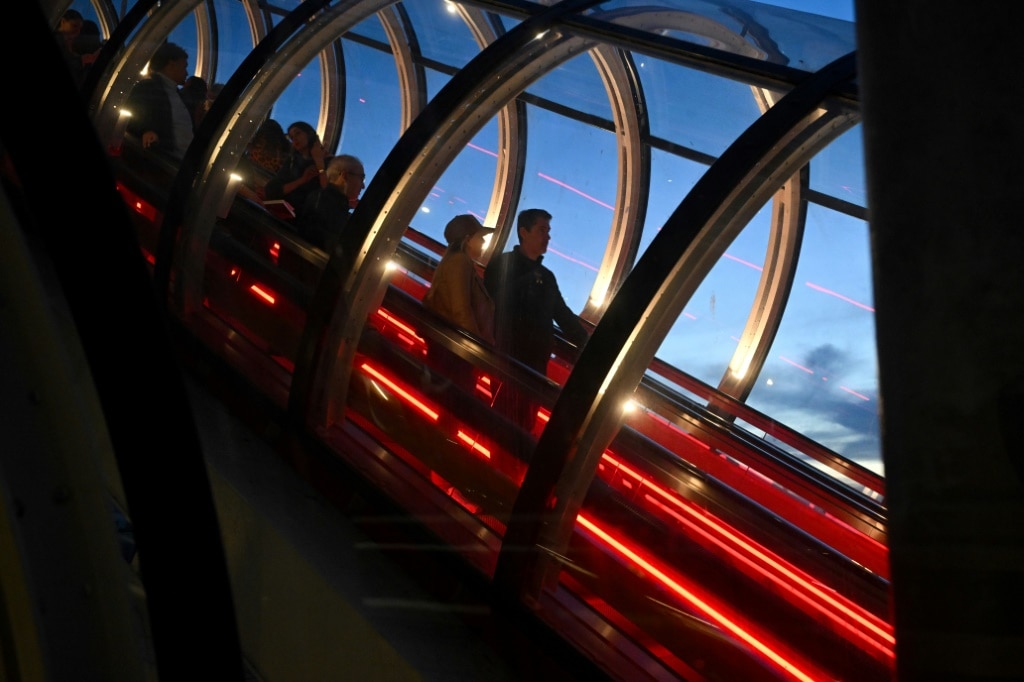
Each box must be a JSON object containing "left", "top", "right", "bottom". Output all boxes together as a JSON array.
[
  {"left": 651, "top": 204, "right": 770, "bottom": 386},
  {"left": 407, "top": 119, "right": 500, "bottom": 250},
  {"left": 356, "top": 10, "right": 390, "bottom": 44},
  {"left": 341, "top": 278, "right": 540, "bottom": 575},
  {"left": 67, "top": 0, "right": 101, "bottom": 26},
  {"left": 401, "top": 0, "right": 483, "bottom": 67},
  {"left": 424, "top": 63, "right": 448, "bottom": 99},
  {"left": 516, "top": 103, "right": 616, "bottom": 312},
  {"left": 751, "top": 0, "right": 855, "bottom": 21},
  {"left": 598, "top": 0, "right": 856, "bottom": 72},
  {"left": 645, "top": 147, "right": 711, "bottom": 257},
  {"left": 271, "top": 54, "right": 323, "bottom": 132},
  {"left": 745, "top": 204, "right": 880, "bottom": 470},
  {"left": 389, "top": 66, "right": 496, "bottom": 255},
  {"left": 639, "top": 55, "right": 763, "bottom": 158},
  {"left": 522, "top": 51, "right": 613, "bottom": 121},
  {"left": 810, "top": 123, "right": 867, "bottom": 208},
  {"left": 337, "top": 40, "right": 404, "bottom": 182},
  {"left": 167, "top": 12, "right": 200, "bottom": 63},
  {"left": 547, "top": 381, "right": 888, "bottom": 679},
  {"left": 210, "top": 0, "right": 254, "bottom": 84},
  {"left": 491, "top": 13, "right": 522, "bottom": 35},
  {"left": 202, "top": 215, "right": 315, "bottom": 372}
]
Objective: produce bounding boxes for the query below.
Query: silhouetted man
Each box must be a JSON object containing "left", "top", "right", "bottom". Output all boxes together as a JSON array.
[
  {"left": 125, "top": 42, "right": 193, "bottom": 160},
  {"left": 485, "top": 208, "right": 588, "bottom": 429}
]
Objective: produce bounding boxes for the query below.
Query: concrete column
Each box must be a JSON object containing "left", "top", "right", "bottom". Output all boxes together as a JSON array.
[{"left": 855, "top": 3, "right": 1024, "bottom": 680}]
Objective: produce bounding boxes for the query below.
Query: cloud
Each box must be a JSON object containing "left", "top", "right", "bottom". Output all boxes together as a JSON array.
[{"left": 678, "top": 344, "right": 882, "bottom": 469}]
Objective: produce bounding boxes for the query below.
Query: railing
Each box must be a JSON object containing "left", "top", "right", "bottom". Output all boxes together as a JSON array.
[{"left": 110, "top": 156, "right": 893, "bottom": 681}]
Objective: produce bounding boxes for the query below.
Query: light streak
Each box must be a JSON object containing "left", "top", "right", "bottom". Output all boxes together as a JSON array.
[
  {"left": 840, "top": 386, "right": 870, "bottom": 401},
  {"left": 805, "top": 282, "right": 875, "bottom": 312},
  {"left": 597, "top": 453, "right": 894, "bottom": 657},
  {"left": 546, "top": 246, "right": 598, "bottom": 272},
  {"left": 779, "top": 356, "right": 814, "bottom": 374},
  {"left": 360, "top": 363, "right": 439, "bottom": 422},
  {"left": 377, "top": 308, "right": 420, "bottom": 339},
  {"left": 578, "top": 514, "right": 824, "bottom": 682},
  {"left": 467, "top": 142, "right": 497, "bottom": 158},
  {"left": 724, "top": 253, "right": 763, "bottom": 271},
  {"left": 537, "top": 172, "right": 615, "bottom": 210},
  {"left": 249, "top": 284, "right": 275, "bottom": 304},
  {"left": 456, "top": 431, "right": 491, "bottom": 458}
]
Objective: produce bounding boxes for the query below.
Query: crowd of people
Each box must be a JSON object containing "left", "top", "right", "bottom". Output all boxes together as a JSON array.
[
  {"left": 119, "top": 42, "right": 366, "bottom": 280},
  {"left": 115, "top": 39, "right": 588, "bottom": 437}
]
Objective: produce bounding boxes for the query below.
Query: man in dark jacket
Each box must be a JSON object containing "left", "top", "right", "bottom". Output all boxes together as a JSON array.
[
  {"left": 125, "top": 42, "right": 193, "bottom": 160},
  {"left": 278, "top": 155, "right": 366, "bottom": 288},
  {"left": 485, "top": 208, "right": 589, "bottom": 430},
  {"left": 296, "top": 154, "right": 365, "bottom": 254},
  {"left": 485, "top": 208, "right": 588, "bottom": 373}
]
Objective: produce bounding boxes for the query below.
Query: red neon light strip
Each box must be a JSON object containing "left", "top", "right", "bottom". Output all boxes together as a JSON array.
[
  {"left": 376, "top": 308, "right": 421, "bottom": 339},
  {"left": 645, "top": 411, "right": 714, "bottom": 451},
  {"left": 578, "top": 513, "right": 824, "bottom": 682},
  {"left": 474, "top": 382, "right": 494, "bottom": 400},
  {"left": 602, "top": 454, "right": 893, "bottom": 658},
  {"left": 357, "top": 362, "right": 486, "bottom": 456},
  {"left": 360, "top": 362, "right": 439, "bottom": 421},
  {"left": 456, "top": 430, "right": 491, "bottom": 458},
  {"left": 115, "top": 181, "right": 159, "bottom": 222},
  {"left": 642, "top": 492, "right": 892, "bottom": 659},
  {"left": 609, "top": 453, "right": 892, "bottom": 641},
  {"left": 352, "top": 307, "right": 888, "bottom": 659},
  {"left": 640, "top": 410, "right": 888, "bottom": 572},
  {"left": 249, "top": 284, "right": 276, "bottom": 304}
]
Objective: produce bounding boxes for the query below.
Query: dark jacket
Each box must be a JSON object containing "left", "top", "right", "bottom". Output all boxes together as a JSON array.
[
  {"left": 124, "top": 76, "right": 178, "bottom": 157},
  {"left": 263, "top": 152, "right": 318, "bottom": 219},
  {"left": 484, "top": 247, "right": 587, "bottom": 373},
  {"left": 296, "top": 184, "right": 350, "bottom": 253}
]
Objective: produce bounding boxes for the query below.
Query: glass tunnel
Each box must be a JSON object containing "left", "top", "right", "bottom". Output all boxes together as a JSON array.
[{"left": 9, "top": 0, "right": 889, "bottom": 680}]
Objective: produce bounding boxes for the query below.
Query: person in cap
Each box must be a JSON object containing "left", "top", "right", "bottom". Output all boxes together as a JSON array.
[{"left": 423, "top": 214, "right": 496, "bottom": 344}]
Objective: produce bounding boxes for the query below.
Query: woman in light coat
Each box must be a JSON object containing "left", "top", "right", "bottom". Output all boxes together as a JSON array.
[{"left": 423, "top": 215, "right": 495, "bottom": 345}]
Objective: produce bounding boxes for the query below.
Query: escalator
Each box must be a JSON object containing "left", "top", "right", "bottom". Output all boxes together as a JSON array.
[{"left": 107, "top": 145, "right": 891, "bottom": 680}]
